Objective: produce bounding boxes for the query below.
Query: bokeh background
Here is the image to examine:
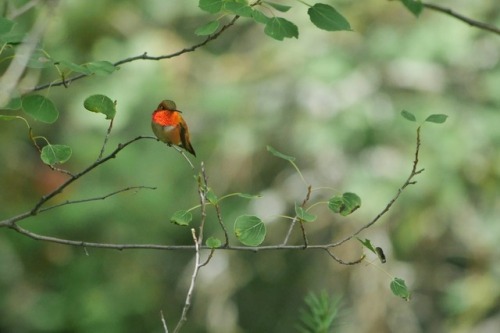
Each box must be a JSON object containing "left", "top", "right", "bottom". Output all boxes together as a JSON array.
[{"left": 1, "top": 0, "right": 499, "bottom": 332}]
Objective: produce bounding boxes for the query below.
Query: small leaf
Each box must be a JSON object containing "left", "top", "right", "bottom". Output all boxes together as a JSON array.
[
  {"left": 252, "top": 10, "right": 271, "bottom": 24},
  {"left": 328, "top": 192, "right": 361, "bottom": 216},
  {"left": 356, "top": 238, "right": 376, "bottom": 254},
  {"left": 425, "top": 114, "right": 448, "bottom": 124},
  {"left": 224, "top": 2, "right": 253, "bottom": 17},
  {"left": 41, "top": 144, "right": 72, "bottom": 165},
  {"left": 206, "top": 236, "right": 222, "bottom": 248},
  {"left": 266, "top": 145, "right": 296, "bottom": 161},
  {"left": 400, "top": 0, "right": 423, "bottom": 17},
  {"left": 264, "top": 17, "right": 299, "bottom": 41},
  {"left": 22, "top": 95, "right": 59, "bottom": 123},
  {"left": 390, "top": 278, "right": 411, "bottom": 301},
  {"left": 57, "top": 60, "right": 92, "bottom": 75},
  {"left": 264, "top": 1, "right": 291, "bottom": 12},
  {"left": 307, "top": 3, "right": 351, "bottom": 32},
  {"left": 0, "top": 17, "right": 15, "bottom": 35},
  {"left": 401, "top": 110, "right": 417, "bottom": 122},
  {"left": 199, "top": 0, "right": 225, "bottom": 13},
  {"left": 85, "top": 61, "right": 117, "bottom": 76},
  {"left": 206, "top": 189, "right": 218, "bottom": 205},
  {"left": 234, "top": 215, "right": 266, "bottom": 246},
  {"left": 195, "top": 20, "right": 220, "bottom": 36},
  {"left": 170, "top": 210, "right": 192, "bottom": 226},
  {"left": 295, "top": 204, "right": 317, "bottom": 223},
  {"left": 237, "top": 193, "right": 262, "bottom": 199},
  {"left": 83, "top": 94, "right": 116, "bottom": 119}
]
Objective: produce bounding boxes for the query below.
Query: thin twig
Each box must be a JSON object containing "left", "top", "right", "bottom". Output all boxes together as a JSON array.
[
  {"left": 325, "top": 249, "right": 366, "bottom": 265},
  {"left": 423, "top": 2, "right": 500, "bottom": 36},
  {"left": 282, "top": 185, "right": 312, "bottom": 246},
  {"left": 97, "top": 118, "right": 114, "bottom": 161},
  {"left": 171, "top": 145, "right": 195, "bottom": 169},
  {"left": 160, "top": 311, "right": 169, "bottom": 333},
  {"left": 173, "top": 228, "right": 201, "bottom": 333},
  {"left": 30, "top": 136, "right": 153, "bottom": 214},
  {"left": 32, "top": 16, "right": 240, "bottom": 92},
  {"left": 37, "top": 186, "right": 156, "bottom": 213},
  {"left": 200, "top": 163, "right": 229, "bottom": 246},
  {"left": 330, "top": 126, "right": 423, "bottom": 248}
]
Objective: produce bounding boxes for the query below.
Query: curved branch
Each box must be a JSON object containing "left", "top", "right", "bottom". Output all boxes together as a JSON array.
[
  {"left": 32, "top": 16, "right": 240, "bottom": 92},
  {"left": 423, "top": 2, "right": 500, "bottom": 36}
]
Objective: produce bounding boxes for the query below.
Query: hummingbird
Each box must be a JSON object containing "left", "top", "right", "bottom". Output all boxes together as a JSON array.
[{"left": 151, "top": 100, "right": 196, "bottom": 157}]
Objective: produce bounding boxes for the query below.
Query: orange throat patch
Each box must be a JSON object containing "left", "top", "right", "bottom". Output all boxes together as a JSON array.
[{"left": 152, "top": 110, "right": 180, "bottom": 127}]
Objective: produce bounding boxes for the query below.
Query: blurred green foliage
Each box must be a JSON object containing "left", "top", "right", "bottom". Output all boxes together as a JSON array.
[{"left": 1, "top": 1, "right": 499, "bottom": 332}]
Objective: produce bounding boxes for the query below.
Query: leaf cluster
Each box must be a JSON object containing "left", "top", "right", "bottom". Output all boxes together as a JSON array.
[{"left": 197, "top": 0, "right": 351, "bottom": 41}]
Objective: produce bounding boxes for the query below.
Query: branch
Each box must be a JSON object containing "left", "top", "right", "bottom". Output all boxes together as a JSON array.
[
  {"left": 324, "top": 249, "right": 365, "bottom": 265},
  {"left": 423, "top": 2, "right": 500, "bottom": 36},
  {"left": 173, "top": 228, "right": 202, "bottom": 333},
  {"left": 37, "top": 185, "right": 156, "bottom": 213},
  {"left": 200, "top": 162, "right": 230, "bottom": 246},
  {"left": 32, "top": 16, "right": 240, "bottom": 92},
  {"left": 330, "top": 126, "right": 423, "bottom": 248},
  {"left": 1, "top": 126, "right": 424, "bottom": 261},
  {"left": 0, "top": 135, "right": 155, "bottom": 227}
]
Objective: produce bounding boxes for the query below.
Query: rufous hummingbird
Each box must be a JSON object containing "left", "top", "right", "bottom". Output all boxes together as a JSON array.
[{"left": 151, "top": 100, "right": 196, "bottom": 157}]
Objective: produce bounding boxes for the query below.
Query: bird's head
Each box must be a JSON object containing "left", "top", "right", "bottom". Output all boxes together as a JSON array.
[{"left": 157, "top": 100, "right": 178, "bottom": 112}]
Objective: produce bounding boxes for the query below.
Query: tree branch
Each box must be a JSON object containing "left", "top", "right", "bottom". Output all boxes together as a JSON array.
[
  {"left": 173, "top": 228, "right": 202, "bottom": 333},
  {"left": 32, "top": 16, "right": 240, "bottom": 92},
  {"left": 423, "top": 2, "right": 500, "bottom": 36}
]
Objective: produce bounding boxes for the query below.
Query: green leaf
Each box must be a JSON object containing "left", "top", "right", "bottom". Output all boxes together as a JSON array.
[
  {"left": 0, "top": 31, "right": 25, "bottom": 44},
  {"left": 206, "top": 189, "right": 218, "bottom": 205},
  {"left": 57, "top": 60, "right": 92, "bottom": 75},
  {"left": 266, "top": 145, "right": 296, "bottom": 161},
  {"left": 401, "top": 110, "right": 416, "bottom": 122},
  {"left": 83, "top": 94, "right": 116, "bottom": 120},
  {"left": 206, "top": 236, "right": 222, "bottom": 248},
  {"left": 0, "top": 17, "right": 15, "bottom": 35},
  {"left": 252, "top": 10, "right": 271, "bottom": 24},
  {"left": 195, "top": 20, "right": 220, "bottom": 36},
  {"left": 234, "top": 215, "right": 266, "bottom": 246},
  {"left": 85, "top": 61, "right": 117, "bottom": 76},
  {"left": 425, "top": 114, "right": 448, "bottom": 124},
  {"left": 237, "top": 193, "right": 262, "bottom": 199},
  {"left": 264, "top": 17, "right": 299, "bottom": 41},
  {"left": 22, "top": 95, "right": 59, "bottom": 123},
  {"left": 224, "top": 2, "right": 253, "bottom": 17},
  {"left": 400, "top": 0, "right": 423, "bottom": 17},
  {"left": 295, "top": 204, "right": 317, "bottom": 223},
  {"left": 170, "top": 210, "right": 192, "bottom": 226},
  {"left": 264, "top": 1, "right": 291, "bottom": 12},
  {"left": 390, "top": 277, "right": 411, "bottom": 301},
  {"left": 199, "top": 0, "right": 225, "bottom": 13},
  {"left": 307, "top": 3, "right": 351, "bottom": 32},
  {"left": 41, "top": 144, "right": 72, "bottom": 165},
  {"left": 356, "top": 237, "right": 376, "bottom": 254},
  {"left": 328, "top": 192, "right": 361, "bottom": 216}
]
